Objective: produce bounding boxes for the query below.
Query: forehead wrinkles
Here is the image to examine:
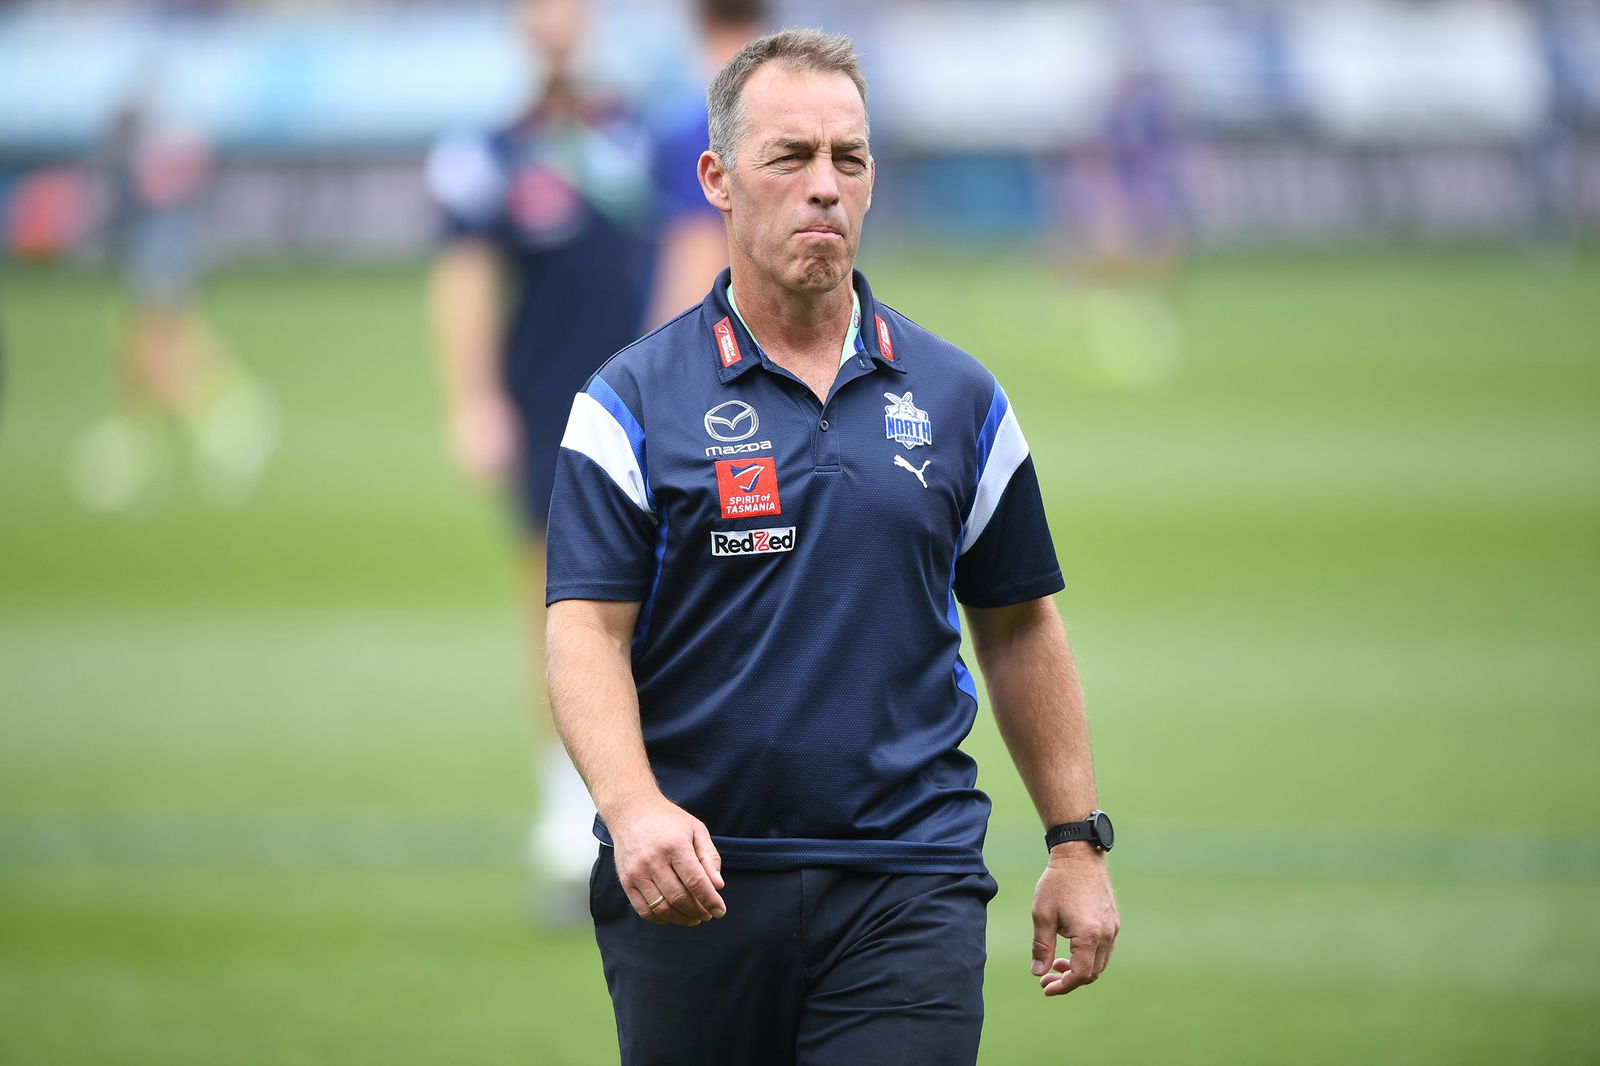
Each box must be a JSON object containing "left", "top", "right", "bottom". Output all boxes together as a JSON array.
[
  {"left": 749, "top": 114, "right": 869, "bottom": 161},
  {"left": 741, "top": 68, "right": 868, "bottom": 152}
]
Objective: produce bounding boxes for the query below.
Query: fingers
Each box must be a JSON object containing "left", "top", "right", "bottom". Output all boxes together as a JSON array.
[
  {"left": 1039, "top": 957, "right": 1071, "bottom": 995},
  {"left": 626, "top": 872, "right": 700, "bottom": 926},
  {"left": 665, "top": 850, "right": 725, "bottom": 923},
  {"left": 626, "top": 865, "right": 709, "bottom": 926},
  {"left": 450, "top": 397, "right": 517, "bottom": 485},
  {"left": 1036, "top": 927, "right": 1117, "bottom": 996},
  {"left": 694, "top": 828, "right": 725, "bottom": 891},
  {"left": 615, "top": 816, "right": 727, "bottom": 927},
  {"left": 627, "top": 847, "right": 725, "bottom": 926},
  {"left": 1030, "top": 861, "right": 1119, "bottom": 997},
  {"left": 1047, "top": 933, "right": 1104, "bottom": 997},
  {"left": 625, "top": 880, "right": 673, "bottom": 924},
  {"left": 1030, "top": 910, "right": 1056, "bottom": 978},
  {"left": 677, "top": 829, "right": 726, "bottom": 914},
  {"left": 1094, "top": 929, "right": 1116, "bottom": 980}
]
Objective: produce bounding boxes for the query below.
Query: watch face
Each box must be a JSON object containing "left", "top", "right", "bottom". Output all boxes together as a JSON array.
[{"left": 1091, "top": 811, "right": 1115, "bottom": 850}]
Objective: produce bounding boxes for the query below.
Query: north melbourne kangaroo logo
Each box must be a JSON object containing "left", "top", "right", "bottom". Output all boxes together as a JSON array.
[
  {"left": 893, "top": 455, "right": 931, "bottom": 488},
  {"left": 883, "top": 391, "right": 932, "bottom": 449}
]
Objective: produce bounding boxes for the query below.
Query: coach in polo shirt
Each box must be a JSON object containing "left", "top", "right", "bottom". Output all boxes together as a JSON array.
[{"left": 545, "top": 28, "right": 1118, "bottom": 1066}]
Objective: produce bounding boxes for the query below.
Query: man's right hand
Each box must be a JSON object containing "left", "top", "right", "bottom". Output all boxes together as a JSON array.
[
  {"left": 448, "top": 391, "right": 518, "bottom": 487},
  {"left": 606, "top": 794, "right": 726, "bottom": 926}
]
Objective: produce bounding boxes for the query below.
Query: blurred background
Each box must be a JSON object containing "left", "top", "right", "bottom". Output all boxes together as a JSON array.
[{"left": 2, "top": 1, "right": 1597, "bottom": 1063}]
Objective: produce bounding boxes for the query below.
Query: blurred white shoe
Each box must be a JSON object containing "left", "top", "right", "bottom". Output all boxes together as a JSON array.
[
  {"left": 528, "top": 742, "right": 598, "bottom": 929},
  {"left": 192, "top": 375, "right": 280, "bottom": 505},
  {"left": 1082, "top": 288, "right": 1183, "bottom": 390},
  {"left": 67, "top": 415, "right": 163, "bottom": 513}
]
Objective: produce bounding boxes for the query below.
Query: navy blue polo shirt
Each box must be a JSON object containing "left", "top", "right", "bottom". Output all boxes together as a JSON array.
[
  {"left": 546, "top": 269, "right": 1064, "bottom": 874},
  {"left": 425, "top": 107, "right": 653, "bottom": 527}
]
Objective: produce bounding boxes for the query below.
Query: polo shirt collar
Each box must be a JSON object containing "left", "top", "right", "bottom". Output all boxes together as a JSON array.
[
  {"left": 704, "top": 268, "right": 907, "bottom": 385},
  {"left": 728, "top": 283, "right": 861, "bottom": 369},
  {"left": 852, "top": 270, "right": 908, "bottom": 375}
]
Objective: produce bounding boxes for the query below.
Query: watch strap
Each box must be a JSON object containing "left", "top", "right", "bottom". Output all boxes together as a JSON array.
[
  {"left": 1045, "top": 810, "right": 1113, "bottom": 853},
  {"left": 1045, "top": 820, "right": 1097, "bottom": 851}
]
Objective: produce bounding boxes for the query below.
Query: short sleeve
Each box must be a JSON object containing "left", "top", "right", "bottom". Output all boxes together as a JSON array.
[
  {"left": 952, "top": 386, "right": 1064, "bottom": 608},
  {"left": 652, "top": 104, "right": 715, "bottom": 222},
  {"left": 545, "top": 379, "right": 660, "bottom": 606},
  {"left": 424, "top": 131, "right": 505, "bottom": 237}
]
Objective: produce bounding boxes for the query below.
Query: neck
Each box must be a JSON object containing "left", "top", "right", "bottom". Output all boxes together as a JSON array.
[
  {"left": 539, "top": 73, "right": 580, "bottom": 117},
  {"left": 728, "top": 266, "right": 854, "bottom": 365}
]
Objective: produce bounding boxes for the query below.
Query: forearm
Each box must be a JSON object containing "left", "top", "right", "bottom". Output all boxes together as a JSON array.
[
  {"left": 971, "top": 596, "right": 1118, "bottom": 992},
  {"left": 971, "top": 599, "right": 1099, "bottom": 829},
  {"left": 428, "top": 243, "right": 502, "bottom": 405},
  {"left": 545, "top": 598, "right": 660, "bottom": 818},
  {"left": 644, "top": 216, "right": 728, "bottom": 330},
  {"left": 546, "top": 597, "right": 726, "bottom": 925}
]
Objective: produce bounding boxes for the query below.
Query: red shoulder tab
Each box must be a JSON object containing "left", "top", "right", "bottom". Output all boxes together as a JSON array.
[
  {"left": 713, "top": 316, "right": 742, "bottom": 368},
  {"left": 875, "top": 314, "right": 895, "bottom": 361}
]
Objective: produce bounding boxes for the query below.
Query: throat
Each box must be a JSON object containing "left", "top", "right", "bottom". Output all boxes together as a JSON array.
[
  {"left": 766, "top": 352, "right": 839, "bottom": 403},
  {"left": 726, "top": 278, "right": 862, "bottom": 403}
]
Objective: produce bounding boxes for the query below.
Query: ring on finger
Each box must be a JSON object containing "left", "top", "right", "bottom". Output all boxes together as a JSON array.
[{"left": 646, "top": 895, "right": 667, "bottom": 911}]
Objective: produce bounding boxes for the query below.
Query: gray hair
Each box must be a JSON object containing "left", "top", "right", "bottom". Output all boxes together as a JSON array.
[{"left": 705, "top": 28, "right": 868, "bottom": 166}]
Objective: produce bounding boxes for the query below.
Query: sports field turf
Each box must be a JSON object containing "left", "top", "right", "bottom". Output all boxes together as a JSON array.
[{"left": 3, "top": 247, "right": 1598, "bottom": 1064}]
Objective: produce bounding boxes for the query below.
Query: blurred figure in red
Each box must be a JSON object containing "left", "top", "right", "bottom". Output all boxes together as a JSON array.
[{"left": 70, "top": 93, "right": 278, "bottom": 511}]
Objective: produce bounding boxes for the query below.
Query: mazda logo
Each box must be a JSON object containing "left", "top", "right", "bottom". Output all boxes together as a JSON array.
[{"left": 704, "top": 401, "right": 759, "bottom": 442}]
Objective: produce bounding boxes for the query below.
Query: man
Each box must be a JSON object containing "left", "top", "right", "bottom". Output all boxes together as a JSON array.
[
  {"left": 425, "top": 0, "right": 655, "bottom": 920},
  {"left": 546, "top": 29, "right": 1118, "bottom": 1064},
  {"left": 70, "top": 93, "right": 278, "bottom": 512},
  {"left": 643, "top": 0, "right": 766, "bottom": 329}
]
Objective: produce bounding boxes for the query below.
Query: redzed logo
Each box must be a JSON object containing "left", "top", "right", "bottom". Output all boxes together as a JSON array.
[
  {"left": 710, "top": 526, "right": 796, "bottom": 557},
  {"left": 713, "top": 316, "right": 742, "bottom": 368},
  {"left": 714, "top": 457, "right": 780, "bottom": 518},
  {"left": 875, "top": 315, "right": 895, "bottom": 361}
]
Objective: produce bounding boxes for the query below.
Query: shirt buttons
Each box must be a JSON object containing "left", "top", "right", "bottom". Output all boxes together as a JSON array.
[{"left": 819, "top": 419, "right": 830, "bottom": 431}]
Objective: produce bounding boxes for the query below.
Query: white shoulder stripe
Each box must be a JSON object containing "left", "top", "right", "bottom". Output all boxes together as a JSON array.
[
  {"left": 560, "top": 392, "right": 654, "bottom": 516},
  {"left": 960, "top": 406, "right": 1029, "bottom": 555}
]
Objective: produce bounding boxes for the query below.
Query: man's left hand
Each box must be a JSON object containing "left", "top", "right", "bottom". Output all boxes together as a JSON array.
[{"left": 1030, "top": 849, "right": 1119, "bottom": 996}]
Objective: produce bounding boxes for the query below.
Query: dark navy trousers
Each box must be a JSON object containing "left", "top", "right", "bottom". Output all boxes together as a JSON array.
[{"left": 590, "top": 846, "right": 997, "bottom": 1066}]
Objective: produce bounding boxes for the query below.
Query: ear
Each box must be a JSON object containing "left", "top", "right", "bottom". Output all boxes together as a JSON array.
[{"left": 699, "top": 150, "right": 733, "bottom": 214}]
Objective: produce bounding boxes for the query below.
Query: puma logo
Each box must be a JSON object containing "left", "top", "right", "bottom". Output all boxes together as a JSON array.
[{"left": 893, "top": 455, "right": 931, "bottom": 488}]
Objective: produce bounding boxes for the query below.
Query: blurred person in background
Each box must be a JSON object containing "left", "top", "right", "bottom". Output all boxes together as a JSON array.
[
  {"left": 70, "top": 91, "right": 279, "bottom": 512},
  {"left": 425, "top": 0, "right": 656, "bottom": 925},
  {"left": 1081, "top": 65, "right": 1187, "bottom": 282},
  {"left": 1057, "top": 4, "right": 1189, "bottom": 390},
  {"left": 644, "top": 0, "right": 767, "bottom": 328}
]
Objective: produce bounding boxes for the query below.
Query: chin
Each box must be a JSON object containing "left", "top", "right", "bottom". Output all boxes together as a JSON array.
[{"left": 792, "top": 259, "right": 849, "bottom": 292}]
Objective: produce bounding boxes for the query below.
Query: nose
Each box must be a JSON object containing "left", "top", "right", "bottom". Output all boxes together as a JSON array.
[{"left": 806, "top": 158, "right": 841, "bottom": 208}]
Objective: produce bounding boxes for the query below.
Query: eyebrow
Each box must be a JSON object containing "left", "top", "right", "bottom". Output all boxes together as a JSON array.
[{"left": 763, "top": 136, "right": 870, "bottom": 156}]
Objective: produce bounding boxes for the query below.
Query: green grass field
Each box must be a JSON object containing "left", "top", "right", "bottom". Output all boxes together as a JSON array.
[{"left": 3, "top": 247, "right": 1598, "bottom": 1064}]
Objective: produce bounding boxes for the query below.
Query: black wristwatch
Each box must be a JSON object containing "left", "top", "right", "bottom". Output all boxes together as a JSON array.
[{"left": 1045, "top": 810, "right": 1114, "bottom": 853}]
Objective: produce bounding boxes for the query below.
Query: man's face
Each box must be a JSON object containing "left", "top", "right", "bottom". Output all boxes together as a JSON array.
[
  {"left": 713, "top": 64, "right": 874, "bottom": 297},
  {"left": 520, "top": 0, "right": 586, "bottom": 74}
]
